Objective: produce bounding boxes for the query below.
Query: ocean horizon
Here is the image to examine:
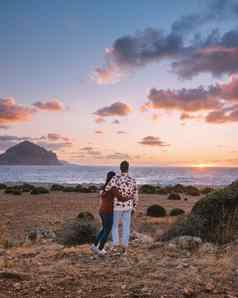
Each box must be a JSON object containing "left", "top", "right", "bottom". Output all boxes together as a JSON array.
[{"left": 0, "top": 165, "right": 237, "bottom": 186}]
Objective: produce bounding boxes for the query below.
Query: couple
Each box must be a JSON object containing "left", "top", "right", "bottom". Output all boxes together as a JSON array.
[{"left": 91, "top": 160, "right": 138, "bottom": 256}]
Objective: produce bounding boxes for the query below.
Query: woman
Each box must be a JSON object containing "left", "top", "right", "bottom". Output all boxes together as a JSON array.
[{"left": 91, "top": 171, "right": 116, "bottom": 256}]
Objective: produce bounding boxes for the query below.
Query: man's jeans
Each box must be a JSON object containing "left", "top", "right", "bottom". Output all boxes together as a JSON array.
[{"left": 112, "top": 210, "right": 132, "bottom": 247}]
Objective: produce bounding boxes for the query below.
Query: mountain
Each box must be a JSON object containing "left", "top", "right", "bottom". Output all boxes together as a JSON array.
[{"left": 0, "top": 141, "right": 61, "bottom": 165}]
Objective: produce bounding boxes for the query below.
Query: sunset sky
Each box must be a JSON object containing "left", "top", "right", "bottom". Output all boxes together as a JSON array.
[{"left": 1, "top": 0, "right": 238, "bottom": 166}]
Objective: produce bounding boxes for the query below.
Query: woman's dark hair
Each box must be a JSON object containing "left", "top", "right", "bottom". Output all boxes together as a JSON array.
[{"left": 103, "top": 171, "right": 116, "bottom": 191}]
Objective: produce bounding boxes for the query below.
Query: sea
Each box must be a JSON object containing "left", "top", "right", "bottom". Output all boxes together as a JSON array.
[{"left": 0, "top": 165, "right": 237, "bottom": 186}]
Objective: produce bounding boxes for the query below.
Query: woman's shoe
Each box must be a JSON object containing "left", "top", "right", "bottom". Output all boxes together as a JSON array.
[
  {"left": 91, "top": 244, "right": 100, "bottom": 254},
  {"left": 98, "top": 248, "right": 107, "bottom": 256}
]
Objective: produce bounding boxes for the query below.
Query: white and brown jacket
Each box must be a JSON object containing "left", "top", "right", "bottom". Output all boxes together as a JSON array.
[{"left": 105, "top": 173, "right": 138, "bottom": 211}]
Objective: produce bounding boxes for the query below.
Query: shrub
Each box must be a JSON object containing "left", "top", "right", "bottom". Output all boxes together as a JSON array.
[
  {"left": 56, "top": 212, "right": 97, "bottom": 246},
  {"left": 140, "top": 184, "right": 157, "bottom": 194},
  {"left": 161, "top": 181, "right": 238, "bottom": 244},
  {"left": 63, "top": 186, "right": 76, "bottom": 193},
  {"left": 31, "top": 187, "right": 49, "bottom": 195},
  {"left": 172, "top": 184, "right": 186, "bottom": 193},
  {"left": 170, "top": 208, "right": 185, "bottom": 216},
  {"left": 21, "top": 183, "right": 35, "bottom": 192},
  {"left": 200, "top": 187, "right": 214, "bottom": 194},
  {"left": 0, "top": 183, "right": 7, "bottom": 190},
  {"left": 184, "top": 186, "right": 200, "bottom": 196},
  {"left": 5, "top": 186, "right": 22, "bottom": 195},
  {"left": 146, "top": 204, "right": 166, "bottom": 217},
  {"left": 51, "top": 184, "right": 65, "bottom": 191},
  {"left": 168, "top": 193, "right": 181, "bottom": 200}
]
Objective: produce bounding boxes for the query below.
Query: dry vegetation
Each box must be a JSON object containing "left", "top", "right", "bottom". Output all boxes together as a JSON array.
[{"left": 0, "top": 189, "right": 237, "bottom": 297}]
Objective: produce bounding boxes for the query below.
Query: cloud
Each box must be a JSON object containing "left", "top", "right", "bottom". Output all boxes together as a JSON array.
[
  {"left": 116, "top": 130, "right": 127, "bottom": 134},
  {"left": 94, "top": 0, "right": 238, "bottom": 84},
  {"left": 37, "top": 141, "right": 72, "bottom": 151},
  {"left": 94, "top": 102, "right": 132, "bottom": 117},
  {"left": 106, "top": 152, "right": 130, "bottom": 160},
  {"left": 138, "top": 136, "right": 170, "bottom": 147},
  {"left": 173, "top": 30, "right": 238, "bottom": 79},
  {"left": 79, "top": 146, "right": 103, "bottom": 158},
  {"left": 112, "top": 119, "right": 120, "bottom": 124},
  {"left": 145, "top": 85, "right": 221, "bottom": 112},
  {"left": 93, "top": 64, "right": 122, "bottom": 85},
  {"left": 206, "top": 104, "right": 238, "bottom": 123},
  {"left": 94, "top": 29, "right": 184, "bottom": 84},
  {"left": 143, "top": 76, "right": 238, "bottom": 122},
  {"left": 95, "top": 130, "right": 103, "bottom": 134},
  {"left": 0, "top": 125, "right": 9, "bottom": 129},
  {"left": 0, "top": 97, "right": 35, "bottom": 124},
  {"left": 33, "top": 98, "right": 64, "bottom": 111},
  {"left": 95, "top": 116, "right": 105, "bottom": 124},
  {"left": 47, "top": 133, "right": 70, "bottom": 142}
]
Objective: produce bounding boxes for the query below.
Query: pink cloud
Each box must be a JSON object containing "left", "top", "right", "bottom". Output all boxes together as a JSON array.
[
  {"left": 138, "top": 136, "right": 170, "bottom": 147},
  {"left": 94, "top": 102, "right": 132, "bottom": 117},
  {"left": 33, "top": 98, "right": 64, "bottom": 111},
  {"left": 0, "top": 97, "right": 35, "bottom": 124}
]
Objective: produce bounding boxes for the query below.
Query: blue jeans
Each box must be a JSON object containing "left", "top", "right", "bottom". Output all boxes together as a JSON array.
[
  {"left": 112, "top": 210, "right": 132, "bottom": 247},
  {"left": 94, "top": 213, "right": 113, "bottom": 250}
]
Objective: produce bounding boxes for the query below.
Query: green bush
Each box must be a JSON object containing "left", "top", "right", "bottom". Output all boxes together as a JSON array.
[
  {"left": 146, "top": 204, "right": 167, "bottom": 217},
  {"left": 184, "top": 186, "right": 200, "bottom": 196},
  {"left": 51, "top": 184, "right": 65, "bottom": 191},
  {"left": 0, "top": 183, "right": 7, "bottom": 190},
  {"left": 161, "top": 181, "right": 238, "bottom": 244},
  {"left": 140, "top": 184, "right": 157, "bottom": 194},
  {"left": 56, "top": 212, "right": 97, "bottom": 246},
  {"left": 168, "top": 193, "right": 181, "bottom": 200},
  {"left": 200, "top": 187, "right": 214, "bottom": 194},
  {"left": 169, "top": 208, "right": 185, "bottom": 216},
  {"left": 31, "top": 187, "right": 49, "bottom": 195},
  {"left": 63, "top": 186, "right": 76, "bottom": 193}
]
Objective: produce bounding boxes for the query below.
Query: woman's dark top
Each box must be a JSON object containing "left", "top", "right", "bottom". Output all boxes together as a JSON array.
[{"left": 99, "top": 187, "right": 120, "bottom": 214}]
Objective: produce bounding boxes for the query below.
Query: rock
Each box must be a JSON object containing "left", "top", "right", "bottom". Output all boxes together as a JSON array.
[
  {"left": 27, "top": 228, "right": 55, "bottom": 241},
  {"left": 183, "top": 287, "right": 194, "bottom": 297},
  {"left": 56, "top": 212, "right": 97, "bottom": 246},
  {"left": 146, "top": 204, "right": 166, "bottom": 217},
  {"left": 171, "top": 236, "right": 202, "bottom": 250},
  {"left": 199, "top": 242, "right": 217, "bottom": 254},
  {"left": 161, "top": 181, "right": 238, "bottom": 244},
  {"left": 169, "top": 208, "right": 185, "bottom": 216},
  {"left": 168, "top": 193, "right": 181, "bottom": 200},
  {"left": 131, "top": 232, "right": 154, "bottom": 243}
]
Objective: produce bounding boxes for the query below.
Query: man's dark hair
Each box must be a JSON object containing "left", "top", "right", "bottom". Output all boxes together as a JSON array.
[{"left": 120, "top": 160, "right": 129, "bottom": 173}]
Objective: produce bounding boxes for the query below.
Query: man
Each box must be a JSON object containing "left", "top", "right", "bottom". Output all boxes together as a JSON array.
[{"left": 105, "top": 160, "right": 138, "bottom": 255}]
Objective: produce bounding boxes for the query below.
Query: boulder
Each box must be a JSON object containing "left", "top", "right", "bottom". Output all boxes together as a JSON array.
[
  {"left": 56, "top": 212, "right": 97, "bottom": 246},
  {"left": 168, "top": 193, "right": 181, "bottom": 200},
  {"left": 170, "top": 236, "right": 202, "bottom": 250},
  {"left": 146, "top": 204, "right": 166, "bottom": 217},
  {"left": 169, "top": 208, "right": 185, "bottom": 216},
  {"left": 161, "top": 181, "right": 238, "bottom": 244}
]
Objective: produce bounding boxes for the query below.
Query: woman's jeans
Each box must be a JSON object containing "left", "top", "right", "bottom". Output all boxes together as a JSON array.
[
  {"left": 94, "top": 213, "right": 113, "bottom": 250},
  {"left": 112, "top": 210, "right": 132, "bottom": 247}
]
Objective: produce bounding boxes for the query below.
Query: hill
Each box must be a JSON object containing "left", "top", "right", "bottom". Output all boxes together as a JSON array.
[{"left": 0, "top": 141, "right": 61, "bottom": 165}]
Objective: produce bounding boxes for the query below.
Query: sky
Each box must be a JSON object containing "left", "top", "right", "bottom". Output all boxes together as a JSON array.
[{"left": 1, "top": 0, "right": 238, "bottom": 166}]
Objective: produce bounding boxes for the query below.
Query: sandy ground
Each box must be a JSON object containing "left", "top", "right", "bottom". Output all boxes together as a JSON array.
[
  {"left": 0, "top": 191, "right": 200, "bottom": 242},
  {"left": 0, "top": 191, "right": 237, "bottom": 297}
]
